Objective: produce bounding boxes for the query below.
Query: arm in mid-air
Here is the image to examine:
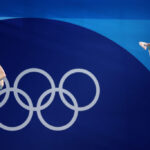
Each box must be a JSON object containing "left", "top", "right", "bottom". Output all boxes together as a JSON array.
[
  {"left": 139, "top": 42, "right": 150, "bottom": 50},
  {"left": 0, "top": 65, "right": 6, "bottom": 89}
]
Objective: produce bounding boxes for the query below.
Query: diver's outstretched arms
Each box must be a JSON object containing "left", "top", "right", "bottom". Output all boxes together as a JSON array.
[
  {"left": 139, "top": 41, "right": 150, "bottom": 50},
  {"left": 139, "top": 42, "right": 147, "bottom": 50},
  {"left": 139, "top": 41, "right": 150, "bottom": 56},
  {"left": 0, "top": 65, "right": 6, "bottom": 89}
]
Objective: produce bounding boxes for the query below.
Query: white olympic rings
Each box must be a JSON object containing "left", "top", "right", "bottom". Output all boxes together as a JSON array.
[{"left": 0, "top": 68, "right": 100, "bottom": 131}]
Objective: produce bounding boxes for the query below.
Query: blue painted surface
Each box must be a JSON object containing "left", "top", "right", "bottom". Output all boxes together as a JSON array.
[
  {"left": 0, "top": 18, "right": 150, "bottom": 150},
  {"left": 0, "top": 0, "right": 150, "bottom": 70},
  {"left": 0, "top": 0, "right": 150, "bottom": 19},
  {"left": 1, "top": 17, "right": 150, "bottom": 70},
  {"left": 0, "top": 1, "right": 150, "bottom": 149},
  {"left": 56, "top": 18, "right": 150, "bottom": 70}
]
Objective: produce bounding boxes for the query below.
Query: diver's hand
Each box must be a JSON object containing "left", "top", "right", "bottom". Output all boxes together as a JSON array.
[{"left": 139, "top": 41, "right": 147, "bottom": 50}]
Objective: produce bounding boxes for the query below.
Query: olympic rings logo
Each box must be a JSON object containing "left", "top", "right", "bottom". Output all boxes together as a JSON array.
[{"left": 0, "top": 68, "right": 100, "bottom": 131}]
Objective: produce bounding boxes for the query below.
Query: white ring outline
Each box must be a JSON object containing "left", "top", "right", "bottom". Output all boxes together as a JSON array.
[
  {"left": 59, "top": 68, "right": 100, "bottom": 111},
  {"left": 0, "top": 68, "right": 100, "bottom": 131},
  {"left": 13, "top": 68, "right": 56, "bottom": 111},
  {"left": 0, "top": 88, "right": 33, "bottom": 131},
  {"left": 37, "top": 88, "right": 78, "bottom": 131}
]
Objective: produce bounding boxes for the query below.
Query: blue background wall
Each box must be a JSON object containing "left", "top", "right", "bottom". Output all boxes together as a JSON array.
[
  {"left": 0, "top": 1, "right": 150, "bottom": 150},
  {"left": 0, "top": 0, "right": 150, "bottom": 70}
]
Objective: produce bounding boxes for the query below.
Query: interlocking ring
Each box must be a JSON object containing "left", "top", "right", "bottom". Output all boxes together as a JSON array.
[
  {"left": 59, "top": 69, "right": 100, "bottom": 111},
  {"left": 0, "top": 88, "right": 33, "bottom": 131},
  {"left": 0, "top": 68, "right": 100, "bottom": 131},
  {"left": 13, "top": 68, "right": 56, "bottom": 111},
  {"left": 37, "top": 88, "right": 78, "bottom": 131}
]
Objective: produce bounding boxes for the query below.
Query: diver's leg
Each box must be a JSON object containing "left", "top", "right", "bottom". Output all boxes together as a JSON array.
[
  {"left": 0, "top": 80, "right": 4, "bottom": 89},
  {"left": 0, "top": 66, "right": 6, "bottom": 89},
  {"left": 0, "top": 65, "right": 6, "bottom": 80}
]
